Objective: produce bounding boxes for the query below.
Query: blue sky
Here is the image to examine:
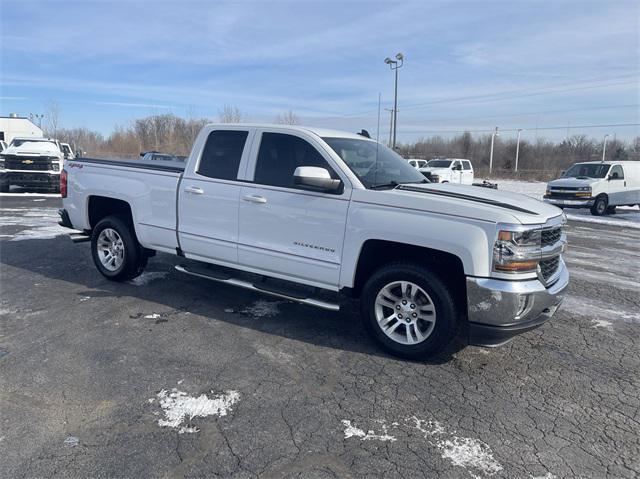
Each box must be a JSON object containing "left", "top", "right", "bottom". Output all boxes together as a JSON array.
[{"left": 1, "top": 0, "right": 638, "bottom": 142}]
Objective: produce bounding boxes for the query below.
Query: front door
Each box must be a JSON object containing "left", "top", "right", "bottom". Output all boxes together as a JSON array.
[
  {"left": 178, "top": 128, "right": 253, "bottom": 264},
  {"left": 451, "top": 160, "right": 463, "bottom": 183},
  {"left": 606, "top": 164, "right": 626, "bottom": 206},
  {"left": 238, "top": 131, "right": 350, "bottom": 289}
]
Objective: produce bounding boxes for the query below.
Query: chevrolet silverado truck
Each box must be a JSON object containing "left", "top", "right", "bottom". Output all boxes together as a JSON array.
[
  {"left": 59, "top": 124, "right": 569, "bottom": 359},
  {"left": 0, "top": 137, "right": 65, "bottom": 192}
]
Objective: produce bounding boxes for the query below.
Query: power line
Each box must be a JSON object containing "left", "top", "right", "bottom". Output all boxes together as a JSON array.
[{"left": 394, "top": 122, "right": 640, "bottom": 135}]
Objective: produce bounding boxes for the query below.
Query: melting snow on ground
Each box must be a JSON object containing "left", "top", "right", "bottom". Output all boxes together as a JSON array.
[
  {"left": 128, "top": 271, "right": 169, "bottom": 286},
  {"left": 0, "top": 207, "right": 80, "bottom": 241},
  {"left": 155, "top": 388, "right": 240, "bottom": 434},
  {"left": 341, "top": 416, "right": 503, "bottom": 478},
  {"left": 234, "top": 300, "right": 282, "bottom": 318}
]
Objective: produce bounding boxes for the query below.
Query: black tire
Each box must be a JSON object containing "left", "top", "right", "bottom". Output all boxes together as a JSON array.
[
  {"left": 605, "top": 206, "right": 616, "bottom": 215},
  {"left": 360, "top": 262, "right": 460, "bottom": 360},
  {"left": 0, "top": 182, "right": 9, "bottom": 193},
  {"left": 91, "top": 215, "right": 147, "bottom": 281},
  {"left": 590, "top": 195, "right": 608, "bottom": 216}
]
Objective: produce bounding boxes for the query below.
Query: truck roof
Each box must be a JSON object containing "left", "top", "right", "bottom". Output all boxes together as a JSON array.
[
  {"left": 204, "top": 123, "right": 371, "bottom": 141},
  {"left": 573, "top": 160, "right": 637, "bottom": 165}
]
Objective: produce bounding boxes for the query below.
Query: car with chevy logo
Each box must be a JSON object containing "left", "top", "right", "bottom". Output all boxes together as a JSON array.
[
  {"left": 543, "top": 161, "right": 640, "bottom": 216},
  {"left": 0, "top": 137, "right": 65, "bottom": 193}
]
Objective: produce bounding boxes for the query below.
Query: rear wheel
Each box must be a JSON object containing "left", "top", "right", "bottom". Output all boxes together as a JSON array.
[
  {"left": 91, "top": 215, "right": 147, "bottom": 281},
  {"left": 0, "top": 182, "right": 9, "bottom": 193},
  {"left": 590, "top": 195, "right": 608, "bottom": 216},
  {"left": 360, "top": 263, "right": 460, "bottom": 360}
]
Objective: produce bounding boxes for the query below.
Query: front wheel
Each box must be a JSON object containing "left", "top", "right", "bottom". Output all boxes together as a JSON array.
[
  {"left": 590, "top": 195, "right": 608, "bottom": 216},
  {"left": 0, "top": 182, "right": 9, "bottom": 193},
  {"left": 91, "top": 215, "right": 147, "bottom": 281},
  {"left": 360, "top": 263, "right": 460, "bottom": 360}
]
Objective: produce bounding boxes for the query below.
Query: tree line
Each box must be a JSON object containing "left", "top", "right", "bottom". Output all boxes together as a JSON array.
[{"left": 51, "top": 111, "right": 638, "bottom": 179}]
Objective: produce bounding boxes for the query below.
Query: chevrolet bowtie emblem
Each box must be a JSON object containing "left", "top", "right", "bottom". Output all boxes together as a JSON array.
[{"left": 22, "top": 160, "right": 34, "bottom": 164}]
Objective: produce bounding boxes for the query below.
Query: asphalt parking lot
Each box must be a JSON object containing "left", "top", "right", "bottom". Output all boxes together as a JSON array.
[{"left": 1, "top": 195, "right": 639, "bottom": 479}]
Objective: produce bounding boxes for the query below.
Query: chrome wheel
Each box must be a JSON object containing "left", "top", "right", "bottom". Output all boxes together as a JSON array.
[
  {"left": 374, "top": 281, "right": 436, "bottom": 345},
  {"left": 97, "top": 228, "right": 125, "bottom": 271}
]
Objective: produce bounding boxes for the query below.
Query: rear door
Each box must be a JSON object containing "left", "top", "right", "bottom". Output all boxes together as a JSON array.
[
  {"left": 237, "top": 130, "right": 351, "bottom": 289},
  {"left": 451, "top": 160, "right": 463, "bottom": 183},
  {"left": 178, "top": 127, "right": 254, "bottom": 264}
]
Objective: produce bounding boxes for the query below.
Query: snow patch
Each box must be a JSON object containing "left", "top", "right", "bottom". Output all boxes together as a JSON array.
[
  {"left": 591, "top": 319, "right": 614, "bottom": 330},
  {"left": 144, "top": 313, "right": 161, "bottom": 319},
  {"left": 437, "top": 436, "right": 503, "bottom": 477},
  {"left": 240, "top": 300, "right": 282, "bottom": 318},
  {"left": 341, "top": 420, "right": 396, "bottom": 442},
  {"left": 129, "top": 271, "right": 168, "bottom": 286},
  {"left": 63, "top": 436, "right": 79, "bottom": 447},
  {"left": 562, "top": 296, "right": 640, "bottom": 324},
  {"left": 155, "top": 388, "right": 240, "bottom": 434},
  {"left": 0, "top": 207, "right": 79, "bottom": 240}
]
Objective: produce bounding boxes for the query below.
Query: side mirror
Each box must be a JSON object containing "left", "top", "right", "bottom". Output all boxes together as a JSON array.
[
  {"left": 294, "top": 166, "right": 342, "bottom": 192},
  {"left": 139, "top": 152, "right": 145, "bottom": 157}
]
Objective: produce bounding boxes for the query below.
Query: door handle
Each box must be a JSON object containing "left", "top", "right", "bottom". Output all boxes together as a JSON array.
[
  {"left": 242, "top": 194, "right": 267, "bottom": 204},
  {"left": 184, "top": 186, "right": 204, "bottom": 195}
]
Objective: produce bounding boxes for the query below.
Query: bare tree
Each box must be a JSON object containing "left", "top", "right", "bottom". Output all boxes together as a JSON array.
[
  {"left": 218, "top": 104, "right": 244, "bottom": 123},
  {"left": 275, "top": 110, "right": 300, "bottom": 125},
  {"left": 45, "top": 100, "right": 61, "bottom": 138}
]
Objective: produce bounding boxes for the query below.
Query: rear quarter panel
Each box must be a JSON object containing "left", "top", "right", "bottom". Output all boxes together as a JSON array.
[{"left": 64, "top": 162, "right": 181, "bottom": 252}]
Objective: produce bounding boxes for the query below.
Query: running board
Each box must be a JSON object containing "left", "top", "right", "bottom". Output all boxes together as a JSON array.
[
  {"left": 175, "top": 264, "right": 340, "bottom": 311},
  {"left": 70, "top": 233, "right": 91, "bottom": 243}
]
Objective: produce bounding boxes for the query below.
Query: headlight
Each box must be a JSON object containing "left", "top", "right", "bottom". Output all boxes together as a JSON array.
[
  {"left": 493, "top": 226, "right": 542, "bottom": 273},
  {"left": 577, "top": 187, "right": 591, "bottom": 191},
  {"left": 0, "top": 157, "right": 4, "bottom": 169},
  {"left": 51, "top": 163, "right": 60, "bottom": 171},
  {"left": 431, "top": 175, "right": 440, "bottom": 182}
]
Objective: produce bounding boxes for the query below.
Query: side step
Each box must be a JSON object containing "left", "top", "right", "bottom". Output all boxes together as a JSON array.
[
  {"left": 175, "top": 264, "right": 340, "bottom": 311},
  {"left": 69, "top": 233, "right": 91, "bottom": 243}
]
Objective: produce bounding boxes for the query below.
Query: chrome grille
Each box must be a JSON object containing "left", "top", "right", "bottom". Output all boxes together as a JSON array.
[
  {"left": 539, "top": 257, "right": 560, "bottom": 282},
  {"left": 541, "top": 227, "right": 562, "bottom": 246}
]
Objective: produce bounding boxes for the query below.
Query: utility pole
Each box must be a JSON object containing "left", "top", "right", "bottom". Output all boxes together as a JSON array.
[
  {"left": 376, "top": 92, "right": 381, "bottom": 144},
  {"left": 489, "top": 126, "right": 499, "bottom": 174},
  {"left": 515, "top": 128, "right": 523, "bottom": 172},
  {"left": 602, "top": 134, "right": 610, "bottom": 162},
  {"left": 384, "top": 53, "right": 404, "bottom": 149}
]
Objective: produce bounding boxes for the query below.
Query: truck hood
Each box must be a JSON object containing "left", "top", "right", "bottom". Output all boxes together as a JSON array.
[
  {"left": 547, "top": 177, "right": 599, "bottom": 188},
  {"left": 353, "top": 183, "right": 563, "bottom": 225},
  {"left": 2, "top": 142, "right": 61, "bottom": 157}
]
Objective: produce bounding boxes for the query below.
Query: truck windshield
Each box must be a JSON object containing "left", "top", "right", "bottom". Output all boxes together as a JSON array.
[
  {"left": 428, "top": 160, "right": 452, "bottom": 168},
  {"left": 563, "top": 164, "right": 610, "bottom": 179},
  {"left": 9, "top": 139, "right": 56, "bottom": 148},
  {"left": 323, "top": 137, "right": 426, "bottom": 189}
]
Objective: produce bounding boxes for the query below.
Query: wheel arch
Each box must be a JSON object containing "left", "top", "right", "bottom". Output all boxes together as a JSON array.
[
  {"left": 87, "top": 196, "right": 134, "bottom": 230},
  {"left": 348, "top": 239, "right": 467, "bottom": 305}
]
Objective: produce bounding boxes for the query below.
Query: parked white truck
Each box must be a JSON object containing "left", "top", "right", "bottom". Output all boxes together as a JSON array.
[
  {"left": 419, "top": 158, "right": 474, "bottom": 184},
  {"left": 0, "top": 137, "right": 67, "bottom": 192},
  {"left": 59, "top": 124, "right": 568, "bottom": 359},
  {"left": 544, "top": 161, "right": 640, "bottom": 216}
]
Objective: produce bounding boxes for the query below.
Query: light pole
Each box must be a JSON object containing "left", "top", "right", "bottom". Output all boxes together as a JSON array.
[
  {"left": 601, "top": 134, "right": 610, "bottom": 162},
  {"left": 384, "top": 108, "right": 394, "bottom": 146},
  {"left": 29, "top": 113, "right": 45, "bottom": 129},
  {"left": 489, "top": 126, "right": 499, "bottom": 174},
  {"left": 384, "top": 52, "right": 404, "bottom": 149},
  {"left": 515, "top": 128, "right": 523, "bottom": 172}
]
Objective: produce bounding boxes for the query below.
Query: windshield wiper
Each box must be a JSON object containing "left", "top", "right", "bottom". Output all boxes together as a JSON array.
[
  {"left": 369, "top": 179, "right": 429, "bottom": 190},
  {"left": 370, "top": 181, "right": 400, "bottom": 190}
]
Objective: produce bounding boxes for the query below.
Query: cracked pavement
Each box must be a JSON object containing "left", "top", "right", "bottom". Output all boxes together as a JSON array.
[{"left": 1, "top": 196, "right": 639, "bottom": 478}]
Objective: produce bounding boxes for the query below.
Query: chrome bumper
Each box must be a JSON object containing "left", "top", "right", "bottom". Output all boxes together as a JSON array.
[
  {"left": 466, "top": 260, "right": 569, "bottom": 346},
  {"left": 544, "top": 197, "right": 594, "bottom": 208}
]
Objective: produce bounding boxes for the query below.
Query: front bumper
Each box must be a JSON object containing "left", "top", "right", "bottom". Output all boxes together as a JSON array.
[
  {"left": 543, "top": 197, "right": 594, "bottom": 208},
  {"left": 466, "top": 260, "right": 569, "bottom": 346},
  {"left": 0, "top": 170, "right": 60, "bottom": 188}
]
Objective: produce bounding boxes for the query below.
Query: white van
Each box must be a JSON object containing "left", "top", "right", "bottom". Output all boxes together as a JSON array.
[
  {"left": 544, "top": 161, "right": 640, "bottom": 215},
  {"left": 419, "top": 158, "right": 474, "bottom": 185}
]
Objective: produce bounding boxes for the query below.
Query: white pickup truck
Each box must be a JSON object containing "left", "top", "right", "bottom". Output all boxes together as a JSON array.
[
  {"left": 0, "top": 137, "right": 67, "bottom": 192},
  {"left": 59, "top": 124, "right": 568, "bottom": 359},
  {"left": 419, "top": 158, "right": 474, "bottom": 185}
]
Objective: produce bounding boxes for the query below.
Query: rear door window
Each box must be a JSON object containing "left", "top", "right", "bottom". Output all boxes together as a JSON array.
[
  {"left": 463, "top": 161, "right": 472, "bottom": 170},
  {"left": 197, "top": 130, "right": 249, "bottom": 180}
]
